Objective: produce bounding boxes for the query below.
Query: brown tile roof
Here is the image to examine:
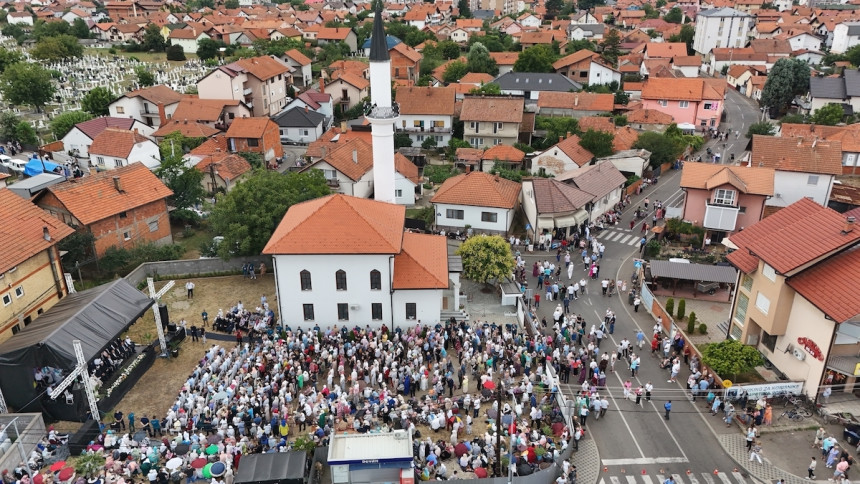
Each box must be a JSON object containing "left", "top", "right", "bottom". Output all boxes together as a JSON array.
[
  {"left": 393, "top": 232, "right": 449, "bottom": 289},
  {"left": 559, "top": 160, "right": 626, "bottom": 198},
  {"left": 537, "top": 92, "right": 614, "bottom": 112},
  {"left": 489, "top": 52, "right": 519, "bottom": 66},
  {"left": 391, "top": 41, "right": 422, "bottom": 62},
  {"left": 552, "top": 49, "right": 598, "bottom": 70},
  {"left": 788, "top": 244, "right": 860, "bottom": 323},
  {"left": 125, "top": 85, "right": 182, "bottom": 106},
  {"left": 749, "top": 38, "right": 792, "bottom": 55},
  {"left": 43, "top": 163, "right": 172, "bottom": 226},
  {"left": 317, "top": 27, "right": 352, "bottom": 40},
  {"left": 284, "top": 48, "right": 312, "bottom": 66},
  {"left": 0, "top": 190, "right": 74, "bottom": 274},
  {"left": 711, "top": 47, "right": 766, "bottom": 62},
  {"left": 520, "top": 31, "right": 557, "bottom": 45},
  {"left": 328, "top": 59, "right": 368, "bottom": 74},
  {"left": 613, "top": 126, "right": 639, "bottom": 151},
  {"left": 459, "top": 72, "right": 495, "bottom": 85},
  {"left": 727, "top": 198, "right": 860, "bottom": 275},
  {"left": 225, "top": 117, "right": 275, "bottom": 139},
  {"left": 73, "top": 117, "right": 137, "bottom": 140},
  {"left": 263, "top": 194, "right": 406, "bottom": 255},
  {"left": 190, "top": 135, "right": 229, "bottom": 156},
  {"left": 152, "top": 119, "right": 219, "bottom": 138},
  {"left": 641, "top": 77, "right": 706, "bottom": 101},
  {"left": 672, "top": 55, "right": 701, "bottom": 67},
  {"left": 550, "top": 133, "right": 595, "bottom": 167},
  {"left": 231, "top": 55, "right": 289, "bottom": 81},
  {"left": 482, "top": 144, "right": 525, "bottom": 163},
  {"left": 395, "top": 86, "right": 455, "bottom": 116},
  {"left": 460, "top": 96, "right": 524, "bottom": 123},
  {"left": 679, "top": 162, "right": 774, "bottom": 195},
  {"left": 312, "top": 138, "right": 373, "bottom": 181},
  {"left": 172, "top": 97, "right": 244, "bottom": 123},
  {"left": 779, "top": 122, "right": 845, "bottom": 140},
  {"left": 431, "top": 171, "right": 521, "bottom": 209},
  {"left": 750, "top": 135, "right": 842, "bottom": 176},
  {"left": 644, "top": 42, "right": 687, "bottom": 58},
  {"left": 89, "top": 128, "right": 153, "bottom": 159},
  {"left": 394, "top": 152, "right": 419, "bottom": 184},
  {"left": 529, "top": 178, "right": 592, "bottom": 213},
  {"left": 194, "top": 152, "right": 251, "bottom": 182},
  {"left": 330, "top": 70, "right": 370, "bottom": 90},
  {"left": 578, "top": 116, "right": 615, "bottom": 133},
  {"left": 455, "top": 147, "right": 484, "bottom": 163}
]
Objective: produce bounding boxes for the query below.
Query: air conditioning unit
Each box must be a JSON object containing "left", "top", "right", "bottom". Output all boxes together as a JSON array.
[
  {"left": 349, "top": 303, "right": 360, "bottom": 310},
  {"left": 793, "top": 348, "right": 807, "bottom": 361},
  {"left": 746, "top": 335, "right": 759, "bottom": 345}
]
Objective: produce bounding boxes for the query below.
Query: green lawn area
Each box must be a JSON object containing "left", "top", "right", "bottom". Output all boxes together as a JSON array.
[
  {"left": 172, "top": 223, "right": 214, "bottom": 259},
  {"left": 83, "top": 47, "right": 198, "bottom": 65}
]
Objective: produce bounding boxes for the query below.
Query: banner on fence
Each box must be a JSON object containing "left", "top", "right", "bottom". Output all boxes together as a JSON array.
[
  {"left": 640, "top": 283, "right": 655, "bottom": 316},
  {"left": 724, "top": 381, "right": 805, "bottom": 400}
]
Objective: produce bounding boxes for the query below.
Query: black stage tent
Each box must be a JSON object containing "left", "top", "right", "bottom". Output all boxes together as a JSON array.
[
  {"left": 235, "top": 452, "right": 306, "bottom": 484},
  {"left": 0, "top": 279, "right": 153, "bottom": 420}
]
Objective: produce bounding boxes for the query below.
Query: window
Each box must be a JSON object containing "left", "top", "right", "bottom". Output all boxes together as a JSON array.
[
  {"left": 370, "top": 270, "right": 381, "bottom": 290},
  {"left": 23, "top": 315, "right": 30, "bottom": 326},
  {"left": 14, "top": 286, "right": 23, "bottom": 298},
  {"left": 446, "top": 209, "right": 464, "bottom": 219},
  {"left": 807, "top": 175, "right": 819, "bottom": 185},
  {"left": 481, "top": 212, "right": 498, "bottom": 223},
  {"left": 323, "top": 169, "right": 336, "bottom": 180},
  {"left": 470, "top": 121, "right": 477, "bottom": 130},
  {"left": 741, "top": 274, "right": 753, "bottom": 291},
  {"left": 97, "top": 157, "right": 105, "bottom": 167},
  {"left": 494, "top": 138, "right": 502, "bottom": 145},
  {"left": 405, "top": 303, "right": 417, "bottom": 320},
  {"left": 704, "top": 102, "right": 713, "bottom": 110},
  {"left": 395, "top": 189, "right": 403, "bottom": 197},
  {"left": 372, "top": 303, "right": 383, "bottom": 320},
  {"left": 417, "top": 135, "right": 425, "bottom": 141},
  {"left": 148, "top": 220, "right": 158, "bottom": 232},
  {"left": 2, "top": 294, "right": 10, "bottom": 306},
  {"left": 413, "top": 120, "right": 422, "bottom": 128},
  {"left": 247, "top": 138, "right": 259, "bottom": 147},
  {"left": 755, "top": 292, "right": 770, "bottom": 315},
  {"left": 470, "top": 138, "right": 484, "bottom": 147},
  {"left": 11, "top": 325, "right": 19, "bottom": 335},
  {"left": 762, "top": 331, "right": 777, "bottom": 352},
  {"left": 848, "top": 154, "right": 857, "bottom": 166},
  {"left": 116, "top": 106, "right": 125, "bottom": 114},
  {"left": 302, "top": 304, "right": 315, "bottom": 321},
  {"left": 658, "top": 100, "right": 668, "bottom": 107},
  {"left": 679, "top": 100, "right": 689, "bottom": 108},
  {"left": 434, "top": 120, "right": 445, "bottom": 128},
  {"left": 713, "top": 189, "right": 735, "bottom": 206},
  {"left": 300, "top": 129, "right": 309, "bottom": 136},
  {"left": 734, "top": 293, "right": 749, "bottom": 325},
  {"left": 337, "top": 303, "right": 349, "bottom": 321},
  {"left": 335, "top": 270, "right": 347, "bottom": 290},
  {"left": 762, "top": 263, "right": 776, "bottom": 282},
  {"left": 119, "top": 211, "right": 128, "bottom": 219},
  {"left": 123, "top": 231, "right": 131, "bottom": 240},
  {"left": 300, "top": 270, "right": 312, "bottom": 290},
  {"left": 493, "top": 122, "right": 502, "bottom": 132},
  {"left": 739, "top": 206, "right": 746, "bottom": 214}
]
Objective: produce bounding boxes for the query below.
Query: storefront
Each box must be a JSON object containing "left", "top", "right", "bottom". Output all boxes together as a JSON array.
[{"left": 328, "top": 431, "right": 414, "bottom": 484}]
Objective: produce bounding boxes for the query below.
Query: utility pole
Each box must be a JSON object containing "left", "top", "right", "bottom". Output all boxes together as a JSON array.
[
  {"left": 495, "top": 379, "right": 504, "bottom": 477},
  {"left": 209, "top": 163, "right": 218, "bottom": 195}
]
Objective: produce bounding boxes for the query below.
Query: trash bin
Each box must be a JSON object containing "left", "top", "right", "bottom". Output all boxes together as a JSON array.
[{"left": 628, "top": 291, "right": 635, "bottom": 305}]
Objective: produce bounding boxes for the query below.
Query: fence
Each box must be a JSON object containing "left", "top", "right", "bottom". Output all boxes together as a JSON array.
[
  {"left": 124, "top": 255, "right": 272, "bottom": 287},
  {"left": 0, "top": 413, "right": 45, "bottom": 474}
]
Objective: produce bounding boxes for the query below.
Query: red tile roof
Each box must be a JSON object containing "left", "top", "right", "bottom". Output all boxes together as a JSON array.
[
  {"left": 537, "top": 92, "right": 614, "bottom": 112},
  {"left": 42, "top": 163, "right": 173, "bottom": 226},
  {"left": 431, "top": 171, "right": 521, "bottom": 209},
  {"left": 482, "top": 144, "right": 525, "bottom": 162},
  {"left": 787, "top": 244, "right": 860, "bottom": 323},
  {"left": 750, "top": 135, "right": 843, "bottom": 176},
  {"left": 88, "top": 128, "right": 154, "bottom": 159},
  {"left": 152, "top": 119, "right": 219, "bottom": 138},
  {"left": 73, "top": 117, "right": 137, "bottom": 140},
  {"left": 394, "top": 152, "right": 419, "bottom": 184},
  {"left": 194, "top": 152, "right": 251, "bottom": 182},
  {"left": 395, "top": 86, "right": 455, "bottom": 116},
  {"left": 393, "top": 232, "right": 449, "bottom": 289},
  {"left": 460, "top": 96, "right": 524, "bottom": 123},
  {"left": 263, "top": 194, "right": 406, "bottom": 255},
  {"left": 310, "top": 138, "right": 373, "bottom": 181},
  {"left": 225, "top": 117, "right": 276, "bottom": 139},
  {"left": 284, "top": 48, "right": 312, "bottom": 66},
  {"left": 125, "top": 85, "right": 182, "bottom": 106},
  {"left": 727, "top": 198, "right": 860, "bottom": 274},
  {"left": 0, "top": 190, "right": 74, "bottom": 274},
  {"left": 529, "top": 178, "right": 592, "bottom": 214}
]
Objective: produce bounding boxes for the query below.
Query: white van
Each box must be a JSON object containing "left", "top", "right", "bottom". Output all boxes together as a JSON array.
[{"left": 1, "top": 157, "right": 25, "bottom": 174}]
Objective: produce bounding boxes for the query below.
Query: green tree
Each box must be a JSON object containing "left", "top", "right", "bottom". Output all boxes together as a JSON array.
[
  {"left": 513, "top": 45, "right": 556, "bottom": 73},
  {"left": 209, "top": 170, "right": 331, "bottom": 258},
  {"left": 1, "top": 24, "right": 27, "bottom": 45},
  {"left": 811, "top": 103, "right": 845, "bottom": 126},
  {"left": 455, "top": 235, "right": 515, "bottom": 285},
  {"left": 156, "top": 138, "right": 205, "bottom": 210},
  {"left": 761, "top": 58, "right": 811, "bottom": 114},
  {"left": 0, "top": 47, "right": 23, "bottom": 74},
  {"left": 238, "top": 151, "right": 264, "bottom": 169},
  {"left": 15, "top": 121, "right": 37, "bottom": 146},
  {"left": 443, "top": 60, "right": 469, "bottom": 83},
  {"left": 0, "top": 112, "right": 20, "bottom": 142},
  {"left": 745, "top": 121, "right": 776, "bottom": 139},
  {"left": 545, "top": 0, "right": 563, "bottom": 19},
  {"left": 71, "top": 18, "right": 91, "bottom": 39},
  {"left": 457, "top": 0, "right": 471, "bottom": 17},
  {"left": 469, "top": 83, "right": 501, "bottom": 95},
  {"left": 196, "top": 38, "right": 226, "bottom": 60},
  {"left": 565, "top": 39, "right": 596, "bottom": 54},
  {"left": 467, "top": 42, "right": 498, "bottom": 75},
  {"left": 394, "top": 132, "right": 414, "bottom": 148},
  {"left": 58, "top": 231, "right": 96, "bottom": 266},
  {"left": 0, "top": 62, "right": 56, "bottom": 112},
  {"left": 136, "top": 66, "right": 156, "bottom": 87},
  {"left": 224, "top": 0, "right": 239, "bottom": 7},
  {"left": 50, "top": 111, "right": 92, "bottom": 140},
  {"left": 32, "top": 19, "right": 70, "bottom": 40},
  {"left": 642, "top": 3, "right": 660, "bottom": 18},
  {"left": 687, "top": 311, "right": 697, "bottom": 334},
  {"left": 664, "top": 6, "right": 683, "bottom": 23},
  {"left": 677, "top": 298, "right": 686, "bottom": 320},
  {"left": 166, "top": 44, "right": 186, "bottom": 61},
  {"left": 779, "top": 113, "right": 807, "bottom": 125},
  {"left": 421, "top": 137, "right": 438, "bottom": 150},
  {"left": 437, "top": 40, "right": 461, "bottom": 60},
  {"left": 31, "top": 35, "right": 83, "bottom": 60},
  {"left": 601, "top": 29, "right": 621, "bottom": 65},
  {"left": 701, "top": 339, "right": 764, "bottom": 379},
  {"left": 142, "top": 24, "right": 167, "bottom": 52},
  {"left": 579, "top": 129, "right": 615, "bottom": 158},
  {"left": 425, "top": 163, "right": 459, "bottom": 183},
  {"left": 534, "top": 116, "right": 580, "bottom": 149},
  {"left": 81, "top": 87, "right": 114, "bottom": 116},
  {"left": 845, "top": 44, "right": 860, "bottom": 67},
  {"left": 317, "top": 42, "right": 351, "bottom": 64},
  {"left": 665, "top": 298, "right": 675, "bottom": 317},
  {"left": 632, "top": 131, "right": 683, "bottom": 168}
]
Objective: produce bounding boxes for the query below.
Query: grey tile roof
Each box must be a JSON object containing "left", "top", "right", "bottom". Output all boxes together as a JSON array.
[
  {"left": 810, "top": 76, "right": 847, "bottom": 100},
  {"left": 273, "top": 106, "right": 325, "bottom": 128},
  {"left": 648, "top": 260, "right": 738, "bottom": 284},
  {"left": 846, "top": 22, "right": 860, "bottom": 36},
  {"left": 844, "top": 69, "right": 860, "bottom": 97},
  {"left": 698, "top": 7, "right": 752, "bottom": 17},
  {"left": 493, "top": 72, "right": 583, "bottom": 92}
]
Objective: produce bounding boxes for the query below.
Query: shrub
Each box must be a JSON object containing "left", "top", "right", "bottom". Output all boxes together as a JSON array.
[
  {"left": 698, "top": 323, "right": 707, "bottom": 334},
  {"left": 687, "top": 311, "right": 697, "bottom": 334},
  {"left": 677, "top": 299, "right": 686, "bottom": 320},
  {"left": 166, "top": 44, "right": 186, "bottom": 61},
  {"left": 665, "top": 298, "right": 675, "bottom": 317}
]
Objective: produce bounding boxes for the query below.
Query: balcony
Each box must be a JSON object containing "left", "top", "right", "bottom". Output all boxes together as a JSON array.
[
  {"left": 325, "top": 178, "right": 340, "bottom": 188},
  {"left": 364, "top": 102, "right": 400, "bottom": 120},
  {"left": 243, "top": 88, "right": 253, "bottom": 96},
  {"left": 399, "top": 126, "right": 451, "bottom": 134},
  {"left": 703, "top": 203, "right": 739, "bottom": 231}
]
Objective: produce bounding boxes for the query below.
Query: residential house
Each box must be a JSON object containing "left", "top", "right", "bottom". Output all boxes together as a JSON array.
[
  {"left": 431, "top": 171, "right": 521, "bottom": 234},
  {"left": 556, "top": 160, "right": 627, "bottom": 222},
  {"left": 151, "top": 119, "right": 219, "bottom": 141},
  {"left": 394, "top": 152, "right": 420, "bottom": 206},
  {"left": 262, "top": 194, "right": 452, "bottom": 328},
  {"left": 489, "top": 52, "right": 519, "bottom": 76},
  {"left": 7, "top": 12, "right": 33, "bottom": 25},
  {"left": 303, "top": 138, "right": 373, "bottom": 197},
  {"left": 449, "top": 28, "right": 470, "bottom": 43},
  {"left": 708, "top": 48, "right": 767, "bottom": 75},
  {"left": 531, "top": 133, "right": 595, "bottom": 176},
  {"left": 455, "top": 147, "right": 484, "bottom": 170},
  {"left": 491, "top": 72, "right": 582, "bottom": 103},
  {"left": 272, "top": 106, "right": 326, "bottom": 145},
  {"left": 284, "top": 90, "right": 334, "bottom": 129},
  {"left": 626, "top": 108, "right": 674, "bottom": 132},
  {"left": 35, "top": 163, "right": 173, "bottom": 257},
  {"left": 282, "top": 49, "right": 313, "bottom": 86},
  {"left": 598, "top": 149, "right": 651, "bottom": 177},
  {"left": 480, "top": 144, "right": 525, "bottom": 172},
  {"left": 395, "top": 86, "right": 455, "bottom": 147},
  {"left": 724, "top": 198, "right": 860, "bottom": 400},
  {"left": 326, "top": 71, "right": 370, "bottom": 112},
  {"left": 692, "top": 8, "right": 754, "bottom": 55},
  {"left": 88, "top": 128, "right": 161, "bottom": 171},
  {"left": 62, "top": 117, "right": 153, "bottom": 158},
  {"left": 831, "top": 22, "right": 860, "bottom": 54},
  {"left": 193, "top": 152, "right": 252, "bottom": 194},
  {"left": 108, "top": 85, "right": 182, "bottom": 129},
  {"left": 644, "top": 42, "right": 689, "bottom": 59},
  {"left": 168, "top": 27, "right": 209, "bottom": 53},
  {"left": 640, "top": 77, "right": 727, "bottom": 129},
  {"left": 679, "top": 162, "right": 775, "bottom": 243},
  {"left": 536, "top": 91, "right": 614, "bottom": 118},
  {"left": 225, "top": 117, "right": 284, "bottom": 162},
  {"left": 521, "top": 178, "right": 592, "bottom": 240},
  {"left": 170, "top": 97, "right": 252, "bottom": 131},
  {"left": 196, "top": 56, "right": 291, "bottom": 118},
  {"left": 459, "top": 96, "right": 524, "bottom": 149},
  {"left": 672, "top": 56, "right": 702, "bottom": 77},
  {"left": 518, "top": 12, "right": 541, "bottom": 28},
  {"left": 567, "top": 23, "right": 605, "bottom": 41},
  {"left": 317, "top": 27, "right": 358, "bottom": 51},
  {"left": 750, "top": 135, "right": 842, "bottom": 211},
  {"left": 808, "top": 70, "right": 860, "bottom": 114},
  {"left": 0, "top": 190, "right": 74, "bottom": 343},
  {"left": 786, "top": 32, "right": 823, "bottom": 52},
  {"left": 553, "top": 50, "right": 621, "bottom": 86},
  {"left": 389, "top": 42, "right": 422, "bottom": 83}
]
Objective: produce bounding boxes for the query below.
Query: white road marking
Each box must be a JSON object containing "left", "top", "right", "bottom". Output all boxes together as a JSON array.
[
  {"left": 716, "top": 472, "right": 733, "bottom": 484},
  {"left": 627, "top": 236, "right": 641, "bottom": 246},
  {"left": 602, "top": 458, "right": 690, "bottom": 465},
  {"left": 619, "top": 235, "right": 634, "bottom": 244},
  {"left": 611, "top": 232, "right": 625, "bottom": 242},
  {"left": 731, "top": 472, "right": 746, "bottom": 484},
  {"left": 642, "top": 476, "right": 654, "bottom": 484},
  {"left": 627, "top": 476, "right": 639, "bottom": 484}
]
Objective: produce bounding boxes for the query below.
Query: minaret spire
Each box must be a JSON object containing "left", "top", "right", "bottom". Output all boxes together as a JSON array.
[{"left": 366, "top": 4, "right": 398, "bottom": 204}]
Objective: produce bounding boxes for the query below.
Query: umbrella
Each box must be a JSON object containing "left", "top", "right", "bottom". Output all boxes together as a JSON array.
[
  {"left": 57, "top": 468, "right": 75, "bottom": 482},
  {"left": 206, "top": 434, "right": 221, "bottom": 444},
  {"left": 454, "top": 443, "right": 468, "bottom": 457},
  {"left": 202, "top": 464, "right": 212, "bottom": 480},
  {"left": 175, "top": 444, "right": 190, "bottom": 456},
  {"left": 482, "top": 380, "right": 496, "bottom": 390},
  {"left": 34, "top": 474, "right": 44, "bottom": 484},
  {"left": 209, "top": 462, "right": 226, "bottom": 478},
  {"left": 50, "top": 462, "right": 67, "bottom": 472},
  {"left": 205, "top": 444, "right": 218, "bottom": 455},
  {"left": 551, "top": 422, "right": 565, "bottom": 437},
  {"left": 89, "top": 444, "right": 103, "bottom": 451},
  {"left": 133, "top": 431, "right": 147, "bottom": 442},
  {"left": 212, "top": 391, "right": 227, "bottom": 401},
  {"left": 191, "top": 459, "right": 207, "bottom": 469},
  {"left": 166, "top": 458, "right": 183, "bottom": 470}
]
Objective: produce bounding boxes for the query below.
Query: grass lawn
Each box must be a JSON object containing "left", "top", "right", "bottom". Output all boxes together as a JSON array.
[
  {"left": 83, "top": 47, "right": 198, "bottom": 66},
  {"left": 172, "top": 222, "right": 214, "bottom": 259}
]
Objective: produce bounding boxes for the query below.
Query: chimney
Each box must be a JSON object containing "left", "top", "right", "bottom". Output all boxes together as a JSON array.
[
  {"left": 340, "top": 120, "right": 347, "bottom": 133},
  {"left": 352, "top": 149, "right": 358, "bottom": 163},
  {"left": 494, "top": 173, "right": 500, "bottom": 182},
  {"left": 844, "top": 216, "right": 856, "bottom": 234},
  {"left": 575, "top": 94, "right": 579, "bottom": 107},
  {"left": 566, "top": 131, "right": 571, "bottom": 139},
  {"left": 42, "top": 226, "right": 50, "bottom": 242},
  {"left": 113, "top": 175, "right": 123, "bottom": 192},
  {"left": 133, "top": 128, "right": 139, "bottom": 134},
  {"left": 319, "top": 77, "right": 325, "bottom": 94},
  {"left": 812, "top": 137, "right": 818, "bottom": 148},
  {"left": 321, "top": 146, "right": 327, "bottom": 158},
  {"left": 305, "top": 106, "right": 308, "bottom": 113}
]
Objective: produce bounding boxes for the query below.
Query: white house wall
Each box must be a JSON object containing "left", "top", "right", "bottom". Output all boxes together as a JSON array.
[
  {"left": 767, "top": 171, "right": 833, "bottom": 208},
  {"left": 394, "top": 173, "right": 417, "bottom": 205},
  {"left": 392, "top": 289, "right": 443, "bottom": 327},
  {"left": 62, "top": 128, "right": 95, "bottom": 157},
  {"left": 433, "top": 202, "right": 514, "bottom": 233}
]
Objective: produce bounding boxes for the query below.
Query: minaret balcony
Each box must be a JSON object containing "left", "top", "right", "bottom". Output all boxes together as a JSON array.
[{"left": 364, "top": 102, "right": 401, "bottom": 121}]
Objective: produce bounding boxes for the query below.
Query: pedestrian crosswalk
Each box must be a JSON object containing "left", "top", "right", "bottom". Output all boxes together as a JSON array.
[
  {"left": 599, "top": 472, "right": 748, "bottom": 484},
  {"left": 595, "top": 229, "right": 643, "bottom": 246}
]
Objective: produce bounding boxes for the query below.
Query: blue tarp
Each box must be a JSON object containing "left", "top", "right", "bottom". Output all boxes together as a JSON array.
[{"left": 23, "top": 158, "right": 60, "bottom": 177}]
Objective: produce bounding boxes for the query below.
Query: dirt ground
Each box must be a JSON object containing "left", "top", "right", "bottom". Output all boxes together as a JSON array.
[{"left": 110, "top": 275, "right": 276, "bottom": 421}]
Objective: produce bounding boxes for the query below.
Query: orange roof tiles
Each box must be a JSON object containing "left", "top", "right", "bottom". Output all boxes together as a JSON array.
[
  {"left": 391, "top": 42, "right": 422, "bottom": 62},
  {"left": 89, "top": 128, "right": 153, "bottom": 159},
  {"left": 613, "top": 126, "right": 639, "bottom": 152},
  {"left": 172, "top": 97, "right": 244, "bottom": 123},
  {"left": 552, "top": 49, "right": 599, "bottom": 70},
  {"left": 310, "top": 138, "right": 373, "bottom": 181},
  {"left": 679, "top": 162, "right": 774, "bottom": 195},
  {"left": 750, "top": 135, "right": 842, "bottom": 176},
  {"left": 263, "top": 194, "right": 406, "bottom": 255},
  {"left": 152, "top": 119, "right": 219, "bottom": 138},
  {"left": 578, "top": 116, "right": 615, "bottom": 133},
  {"left": 317, "top": 27, "right": 352, "bottom": 40},
  {"left": 537, "top": 92, "right": 615, "bottom": 112},
  {"left": 0, "top": 190, "right": 74, "bottom": 274},
  {"left": 284, "top": 48, "right": 312, "bottom": 66},
  {"left": 459, "top": 72, "right": 495, "bottom": 85},
  {"left": 42, "top": 163, "right": 172, "bottom": 226},
  {"left": 489, "top": 52, "right": 519, "bottom": 66},
  {"left": 225, "top": 117, "right": 276, "bottom": 139},
  {"left": 460, "top": 96, "right": 524, "bottom": 123},
  {"left": 194, "top": 152, "right": 251, "bottom": 182},
  {"left": 393, "top": 232, "right": 449, "bottom": 289},
  {"left": 394, "top": 152, "right": 419, "bottom": 184},
  {"left": 788, "top": 244, "right": 860, "bottom": 323},
  {"left": 529, "top": 178, "right": 593, "bottom": 214},
  {"left": 331, "top": 70, "right": 370, "bottom": 90},
  {"left": 190, "top": 135, "right": 229, "bottom": 156},
  {"left": 231, "top": 55, "right": 289, "bottom": 81},
  {"left": 482, "top": 144, "right": 525, "bottom": 163},
  {"left": 431, "top": 171, "right": 521, "bottom": 209},
  {"left": 644, "top": 42, "right": 688, "bottom": 58},
  {"left": 395, "top": 87, "right": 455, "bottom": 116},
  {"left": 553, "top": 133, "right": 595, "bottom": 167},
  {"left": 125, "top": 84, "right": 182, "bottom": 106},
  {"left": 455, "top": 147, "right": 484, "bottom": 163}
]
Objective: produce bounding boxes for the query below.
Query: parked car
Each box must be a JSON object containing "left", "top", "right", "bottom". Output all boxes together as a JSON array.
[
  {"left": 0, "top": 156, "right": 25, "bottom": 174},
  {"left": 843, "top": 423, "right": 860, "bottom": 445}
]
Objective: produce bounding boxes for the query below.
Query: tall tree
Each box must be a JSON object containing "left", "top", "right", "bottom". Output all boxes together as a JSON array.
[
  {"left": 209, "top": 170, "right": 331, "bottom": 258},
  {"left": 81, "top": 87, "right": 114, "bottom": 116},
  {"left": 545, "top": 0, "right": 563, "bottom": 19},
  {"left": 457, "top": 0, "right": 471, "bottom": 17},
  {"left": 745, "top": 121, "right": 776, "bottom": 138},
  {"left": 761, "top": 58, "right": 810, "bottom": 114},
  {"left": 156, "top": 137, "right": 205, "bottom": 211},
  {"left": 71, "top": 18, "right": 91, "bottom": 39},
  {"left": 196, "top": 38, "right": 226, "bottom": 60},
  {"left": 0, "top": 47, "right": 22, "bottom": 73},
  {"left": 467, "top": 42, "right": 498, "bottom": 75},
  {"left": 579, "top": 129, "right": 615, "bottom": 158},
  {"left": 31, "top": 34, "right": 83, "bottom": 60},
  {"left": 135, "top": 66, "right": 156, "bottom": 87},
  {"left": 142, "top": 24, "right": 168, "bottom": 52},
  {"left": 443, "top": 60, "right": 469, "bottom": 83},
  {"left": 456, "top": 235, "right": 515, "bottom": 286},
  {"left": 50, "top": 111, "right": 92, "bottom": 140},
  {"left": 663, "top": 6, "right": 683, "bottom": 23},
  {"left": 513, "top": 45, "right": 556, "bottom": 73},
  {"left": 632, "top": 131, "right": 683, "bottom": 168},
  {"left": 0, "top": 62, "right": 56, "bottom": 112},
  {"left": 810, "top": 103, "right": 845, "bottom": 126},
  {"left": 601, "top": 29, "right": 621, "bottom": 65}
]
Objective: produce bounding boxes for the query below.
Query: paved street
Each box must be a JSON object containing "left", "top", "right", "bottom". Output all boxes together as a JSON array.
[{"left": 697, "top": 87, "right": 763, "bottom": 165}]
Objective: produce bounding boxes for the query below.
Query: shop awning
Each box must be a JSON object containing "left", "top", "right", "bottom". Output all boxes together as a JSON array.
[
  {"left": 649, "top": 260, "right": 738, "bottom": 284},
  {"left": 827, "top": 355, "right": 860, "bottom": 376},
  {"left": 554, "top": 210, "right": 588, "bottom": 227}
]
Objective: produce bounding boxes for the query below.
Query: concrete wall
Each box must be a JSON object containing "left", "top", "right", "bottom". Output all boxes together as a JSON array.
[
  {"left": 0, "top": 413, "right": 45, "bottom": 475},
  {"left": 768, "top": 171, "right": 833, "bottom": 208},
  {"left": 124, "top": 255, "right": 271, "bottom": 287},
  {"left": 433, "top": 202, "right": 515, "bottom": 233}
]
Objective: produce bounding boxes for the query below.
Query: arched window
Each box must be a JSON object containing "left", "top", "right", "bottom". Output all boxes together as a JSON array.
[
  {"left": 370, "top": 270, "right": 381, "bottom": 290},
  {"left": 335, "top": 270, "right": 347, "bottom": 290},
  {"left": 299, "top": 270, "right": 312, "bottom": 291}
]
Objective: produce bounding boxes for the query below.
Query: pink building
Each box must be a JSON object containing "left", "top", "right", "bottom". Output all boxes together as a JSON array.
[
  {"left": 640, "top": 78, "right": 728, "bottom": 129},
  {"left": 679, "top": 163, "right": 774, "bottom": 244}
]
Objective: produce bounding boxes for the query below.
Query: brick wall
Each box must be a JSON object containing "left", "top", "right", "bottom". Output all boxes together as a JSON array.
[
  {"left": 89, "top": 199, "right": 173, "bottom": 256},
  {"left": 390, "top": 50, "right": 419, "bottom": 81}
]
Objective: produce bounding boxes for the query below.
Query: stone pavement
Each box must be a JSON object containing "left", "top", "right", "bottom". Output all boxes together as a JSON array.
[{"left": 575, "top": 436, "right": 601, "bottom": 484}]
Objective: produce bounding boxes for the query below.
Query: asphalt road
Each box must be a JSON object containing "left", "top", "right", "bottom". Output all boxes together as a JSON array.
[
  {"left": 521, "top": 169, "right": 746, "bottom": 483},
  {"left": 710, "top": 88, "right": 764, "bottom": 165}
]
